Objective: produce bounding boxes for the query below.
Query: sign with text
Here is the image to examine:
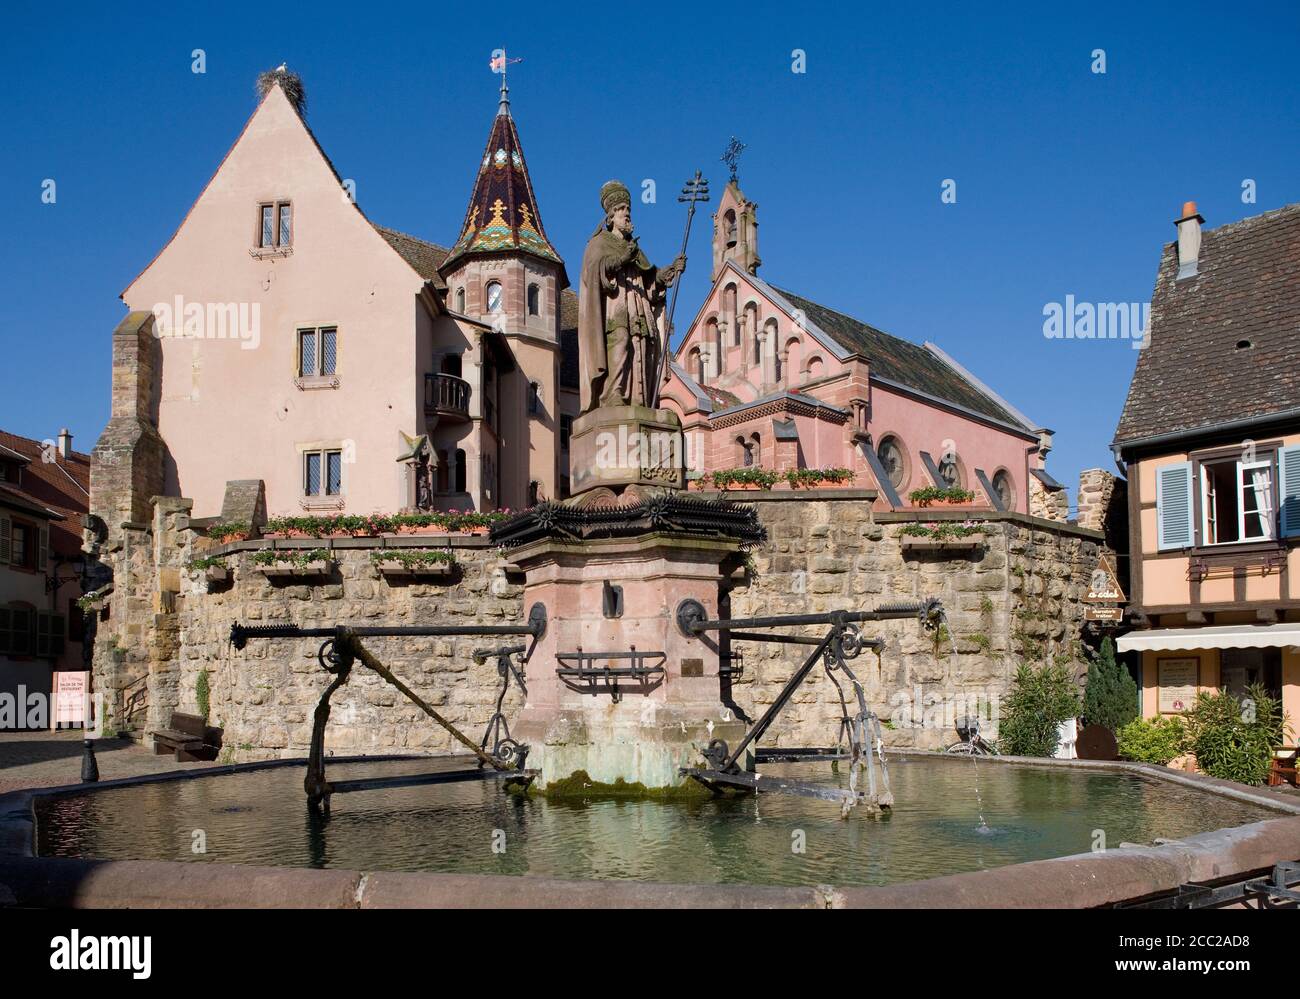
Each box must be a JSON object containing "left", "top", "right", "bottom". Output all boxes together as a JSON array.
[
  {"left": 1085, "top": 605, "right": 1123, "bottom": 622},
  {"left": 52, "top": 672, "right": 88, "bottom": 728},
  {"left": 1085, "top": 555, "right": 1126, "bottom": 603},
  {"left": 1158, "top": 658, "right": 1199, "bottom": 714}
]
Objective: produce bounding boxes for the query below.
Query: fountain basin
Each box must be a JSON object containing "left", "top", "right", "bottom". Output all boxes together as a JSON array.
[{"left": 6, "top": 752, "right": 1297, "bottom": 908}]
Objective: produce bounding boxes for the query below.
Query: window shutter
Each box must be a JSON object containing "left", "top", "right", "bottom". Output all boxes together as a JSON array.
[
  {"left": 36, "top": 612, "right": 50, "bottom": 657},
  {"left": 37, "top": 524, "right": 49, "bottom": 571},
  {"left": 1281, "top": 445, "right": 1300, "bottom": 538},
  {"left": 0, "top": 514, "right": 10, "bottom": 565},
  {"left": 0, "top": 607, "right": 10, "bottom": 655},
  {"left": 1156, "top": 461, "right": 1195, "bottom": 550},
  {"left": 50, "top": 614, "right": 66, "bottom": 657},
  {"left": 11, "top": 608, "right": 31, "bottom": 655}
]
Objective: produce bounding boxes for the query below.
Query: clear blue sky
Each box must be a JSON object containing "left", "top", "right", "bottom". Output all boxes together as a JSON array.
[{"left": 3, "top": 1, "right": 1297, "bottom": 503}]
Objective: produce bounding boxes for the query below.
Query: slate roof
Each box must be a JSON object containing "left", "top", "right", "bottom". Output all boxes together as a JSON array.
[
  {"left": 0, "top": 430, "right": 91, "bottom": 558},
  {"left": 1114, "top": 203, "right": 1300, "bottom": 447},
  {"left": 769, "top": 286, "right": 1028, "bottom": 429}
]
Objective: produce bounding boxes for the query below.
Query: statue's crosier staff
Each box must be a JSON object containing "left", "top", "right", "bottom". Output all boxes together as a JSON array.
[{"left": 652, "top": 171, "right": 709, "bottom": 409}]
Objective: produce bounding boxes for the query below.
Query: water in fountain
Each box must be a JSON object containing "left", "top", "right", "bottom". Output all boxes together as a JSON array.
[{"left": 938, "top": 606, "right": 989, "bottom": 832}]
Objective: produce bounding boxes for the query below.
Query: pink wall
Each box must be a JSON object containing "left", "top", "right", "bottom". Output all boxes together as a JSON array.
[{"left": 123, "top": 86, "right": 430, "bottom": 518}]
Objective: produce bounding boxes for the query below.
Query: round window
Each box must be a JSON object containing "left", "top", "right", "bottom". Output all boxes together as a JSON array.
[{"left": 992, "top": 470, "right": 1013, "bottom": 509}]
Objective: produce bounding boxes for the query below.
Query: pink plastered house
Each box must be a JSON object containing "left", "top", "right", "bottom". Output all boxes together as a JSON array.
[
  {"left": 659, "top": 180, "right": 1063, "bottom": 515},
  {"left": 115, "top": 71, "right": 579, "bottom": 520}
]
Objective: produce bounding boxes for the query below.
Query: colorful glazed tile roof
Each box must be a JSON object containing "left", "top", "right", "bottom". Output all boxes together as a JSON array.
[{"left": 440, "top": 101, "right": 561, "bottom": 272}]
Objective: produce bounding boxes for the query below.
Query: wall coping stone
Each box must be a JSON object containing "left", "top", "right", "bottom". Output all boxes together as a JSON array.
[{"left": 877, "top": 509, "right": 1104, "bottom": 541}]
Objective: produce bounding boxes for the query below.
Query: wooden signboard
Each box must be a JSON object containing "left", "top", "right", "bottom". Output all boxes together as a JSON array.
[
  {"left": 1085, "top": 605, "right": 1124, "bottom": 622},
  {"left": 1085, "top": 555, "right": 1126, "bottom": 603},
  {"left": 1158, "top": 658, "right": 1199, "bottom": 714}
]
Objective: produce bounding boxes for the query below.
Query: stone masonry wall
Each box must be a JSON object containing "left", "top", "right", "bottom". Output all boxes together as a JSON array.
[
  {"left": 95, "top": 495, "right": 1102, "bottom": 760},
  {"left": 175, "top": 540, "right": 524, "bottom": 761},
  {"left": 725, "top": 497, "right": 1102, "bottom": 750}
]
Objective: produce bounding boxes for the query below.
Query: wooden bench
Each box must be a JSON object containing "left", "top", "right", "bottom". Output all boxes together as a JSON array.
[
  {"left": 150, "top": 712, "right": 219, "bottom": 762},
  {"left": 1269, "top": 746, "right": 1299, "bottom": 788}
]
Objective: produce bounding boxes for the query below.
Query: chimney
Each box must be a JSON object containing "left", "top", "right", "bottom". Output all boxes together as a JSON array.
[
  {"left": 57, "top": 428, "right": 72, "bottom": 459},
  {"left": 1175, "top": 200, "right": 1204, "bottom": 280}
]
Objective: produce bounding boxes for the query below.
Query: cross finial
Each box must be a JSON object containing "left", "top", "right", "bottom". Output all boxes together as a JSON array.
[{"left": 721, "top": 136, "right": 746, "bottom": 184}]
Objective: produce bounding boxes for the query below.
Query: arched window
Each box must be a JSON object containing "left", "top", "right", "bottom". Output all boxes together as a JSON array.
[
  {"left": 528, "top": 480, "right": 541, "bottom": 506},
  {"left": 485, "top": 281, "right": 504, "bottom": 314},
  {"left": 992, "top": 469, "right": 1014, "bottom": 510},
  {"left": 455, "top": 288, "right": 465, "bottom": 312},
  {"left": 806, "top": 355, "right": 824, "bottom": 380},
  {"left": 527, "top": 283, "right": 540, "bottom": 316},
  {"left": 454, "top": 449, "right": 467, "bottom": 493},
  {"left": 750, "top": 432, "right": 762, "bottom": 467},
  {"left": 724, "top": 209, "right": 737, "bottom": 246},
  {"left": 689, "top": 346, "right": 704, "bottom": 384},
  {"left": 875, "top": 435, "right": 907, "bottom": 490},
  {"left": 528, "top": 381, "right": 542, "bottom": 416},
  {"left": 743, "top": 302, "right": 758, "bottom": 351}
]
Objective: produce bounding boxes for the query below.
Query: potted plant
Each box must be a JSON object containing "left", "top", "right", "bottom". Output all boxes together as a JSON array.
[
  {"left": 899, "top": 520, "right": 986, "bottom": 551},
  {"left": 186, "top": 554, "right": 229, "bottom": 582},
  {"left": 712, "top": 467, "right": 779, "bottom": 491},
  {"left": 908, "top": 486, "right": 977, "bottom": 508},
  {"left": 208, "top": 520, "right": 251, "bottom": 543},
  {"left": 370, "top": 548, "right": 457, "bottom": 577},
  {"left": 251, "top": 548, "right": 332, "bottom": 577}
]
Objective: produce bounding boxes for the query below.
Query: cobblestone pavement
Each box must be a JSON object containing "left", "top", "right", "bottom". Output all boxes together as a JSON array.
[{"left": 0, "top": 730, "right": 220, "bottom": 794}]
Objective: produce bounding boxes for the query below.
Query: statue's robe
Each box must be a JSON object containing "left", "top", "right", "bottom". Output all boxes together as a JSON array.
[{"left": 577, "top": 228, "right": 671, "bottom": 413}]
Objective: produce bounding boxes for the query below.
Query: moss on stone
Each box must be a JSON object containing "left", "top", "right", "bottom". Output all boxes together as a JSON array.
[{"left": 536, "top": 769, "right": 715, "bottom": 802}]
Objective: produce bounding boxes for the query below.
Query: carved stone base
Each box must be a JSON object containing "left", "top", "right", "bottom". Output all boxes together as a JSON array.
[{"left": 569, "top": 405, "right": 686, "bottom": 497}]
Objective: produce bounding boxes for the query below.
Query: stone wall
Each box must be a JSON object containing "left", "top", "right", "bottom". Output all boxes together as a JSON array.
[
  {"left": 90, "top": 494, "right": 1102, "bottom": 760},
  {"left": 723, "top": 496, "right": 1102, "bottom": 749}
]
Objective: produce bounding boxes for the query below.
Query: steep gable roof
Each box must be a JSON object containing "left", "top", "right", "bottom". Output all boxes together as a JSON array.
[
  {"left": 374, "top": 227, "right": 449, "bottom": 288},
  {"left": 769, "top": 286, "right": 1030, "bottom": 430},
  {"left": 1114, "top": 202, "right": 1300, "bottom": 447}
]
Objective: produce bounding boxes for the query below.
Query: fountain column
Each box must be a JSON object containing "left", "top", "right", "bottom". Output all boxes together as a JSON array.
[{"left": 508, "top": 526, "right": 751, "bottom": 790}]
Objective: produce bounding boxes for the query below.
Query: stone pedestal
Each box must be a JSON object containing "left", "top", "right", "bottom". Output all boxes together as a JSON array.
[
  {"left": 569, "top": 405, "right": 686, "bottom": 496},
  {"left": 510, "top": 531, "right": 748, "bottom": 790}
]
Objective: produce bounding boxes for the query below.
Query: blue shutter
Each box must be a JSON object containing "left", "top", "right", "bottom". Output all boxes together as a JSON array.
[
  {"left": 1280, "top": 445, "right": 1300, "bottom": 538},
  {"left": 1156, "top": 461, "right": 1195, "bottom": 550}
]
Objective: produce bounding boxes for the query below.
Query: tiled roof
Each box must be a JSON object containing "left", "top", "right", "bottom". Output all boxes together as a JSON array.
[
  {"left": 374, "top": 226, "right": 449, "bottom": 288},
  {"left": 770, "top": 286, "right": 1027, "bottom": 429},
  {"left": 440, "top": 103, "right": 561, "bottom": 272},
  {"left": 0, "top": 430, "right": 91, "bottom": 558},
  {"left": 1115, "top": 203, "right": 1300, "bottom": 446}
]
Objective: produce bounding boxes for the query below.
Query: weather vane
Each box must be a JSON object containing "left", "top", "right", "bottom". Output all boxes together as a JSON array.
[{"left": 721, "top": 136, "right": 746, "bottom": 183}]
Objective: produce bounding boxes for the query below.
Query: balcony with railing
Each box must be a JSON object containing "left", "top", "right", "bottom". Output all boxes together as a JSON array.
[{"left": 424, "top": 373, "right": 471, "bottom": 421}]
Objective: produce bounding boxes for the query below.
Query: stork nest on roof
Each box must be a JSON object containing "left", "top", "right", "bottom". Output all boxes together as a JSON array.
[{"left": 256, "top": 66, "right": 306, "bottom": 116}]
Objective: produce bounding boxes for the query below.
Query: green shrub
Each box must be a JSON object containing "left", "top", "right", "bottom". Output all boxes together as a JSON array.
[
  {"left": 195, "top": 669, "right": 210, "bottom": 722},
  {"left": 1184, "top": 683, "right": 1289, "bottom": 786},
  {"left": 1117, "top": 716, "right": 1186, "bottom": 764},
  {"left": 1082, "top": 637, "right": 1138, "bottom": 732},
  {"left": 997, "top": 661, "right": 1081, "bottom": 757}
]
